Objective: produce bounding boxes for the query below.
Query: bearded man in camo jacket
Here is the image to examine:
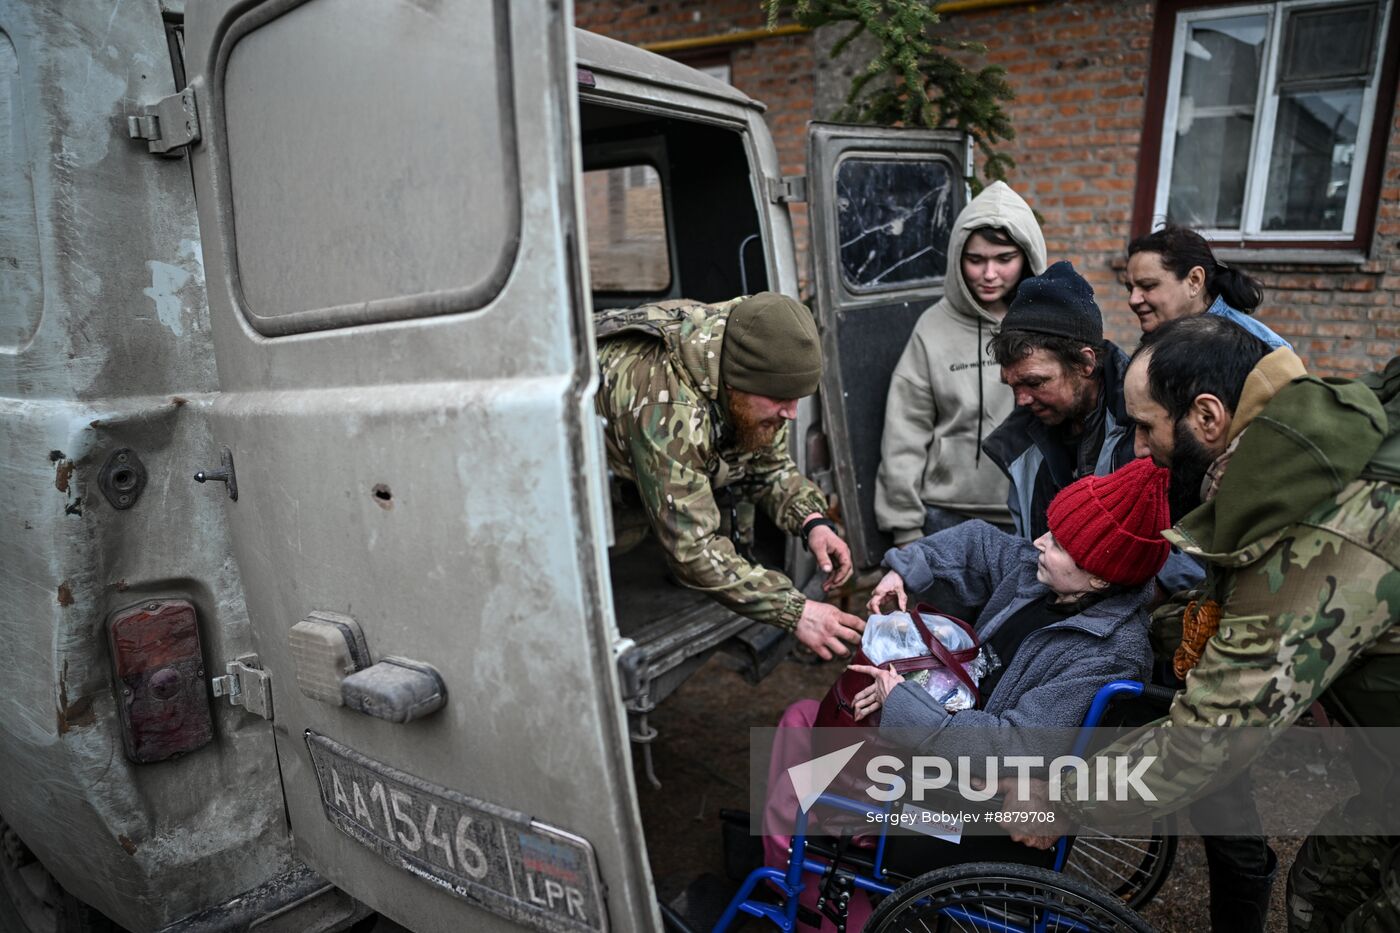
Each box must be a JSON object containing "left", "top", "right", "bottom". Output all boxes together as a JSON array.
[
  {"left": 1007, "top": 314, "right": 1400, "bottom": 932},
  {"left": 594, "top": 292, "right": 865, "bottom": 659}
]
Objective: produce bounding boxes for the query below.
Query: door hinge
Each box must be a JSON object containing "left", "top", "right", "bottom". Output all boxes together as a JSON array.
[
  {"left": 768, "top": 174, "right": 807, "bottom": 204},
  {"left": 211, "top": 654, "right": 274, "bottom": 720},
  {"left": 127, "top": 87, "right": 201, "bottom": 156}
]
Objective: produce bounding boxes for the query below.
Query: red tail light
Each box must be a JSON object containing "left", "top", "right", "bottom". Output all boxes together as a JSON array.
[{"left": 108, "top": 599, "right": 213, "bottom": 763}]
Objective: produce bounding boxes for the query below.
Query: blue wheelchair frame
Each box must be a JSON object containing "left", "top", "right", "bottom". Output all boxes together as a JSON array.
[{"left": 714, "top": 680, "right": 1150, "bottom": 932}]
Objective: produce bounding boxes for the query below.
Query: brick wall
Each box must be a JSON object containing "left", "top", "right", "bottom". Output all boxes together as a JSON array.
[
  {"left": 576, "top": 0, "right": 1399, "bottom": 377},
  {"left": 817, "top": 0, "right": 1399, "bottom": 377},
  {"left": 938, "top": 0, "right": 1157, "bottom": 353},
  {"left": 573, "top": 1, "right": 817, "bottom": 290}
]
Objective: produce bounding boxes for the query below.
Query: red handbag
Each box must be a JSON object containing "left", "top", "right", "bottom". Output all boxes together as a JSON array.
[{"left": 814, "top": 603, "right": 980, "bottom": 728}]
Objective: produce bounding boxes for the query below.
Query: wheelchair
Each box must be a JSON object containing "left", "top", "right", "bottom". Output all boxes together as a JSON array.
[{"left": 713, "top": 680, "right": 1178, "bottom": 933}]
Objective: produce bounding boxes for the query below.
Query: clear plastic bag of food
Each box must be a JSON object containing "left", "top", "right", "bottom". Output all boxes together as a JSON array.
[
  {"left": 861, "top": 611, "right": 930, "bottom": 666},
  {"left": 862, "top": 610, "right": 983, "bottom": 711}
]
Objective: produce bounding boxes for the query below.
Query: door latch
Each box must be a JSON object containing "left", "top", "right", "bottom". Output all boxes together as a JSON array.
[
  {"left": 194, "top": 446, "right": 238, "bottom": 501},
  {"left": 127, "top": 87, "right": 201, "bottom": 156},
  {"left": 211, "top": 655, "right": 273, "bottom": 720}
]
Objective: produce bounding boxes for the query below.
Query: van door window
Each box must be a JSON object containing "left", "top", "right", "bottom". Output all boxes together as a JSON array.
[
  {"left": 835, "top": 156, "right": 956, "bottom": 293},
  {"left": 579, "top": 102, "right": 766, "bottom": 307},
  {"left": 217, "top": 0, "right": 519, "bottom": 336},
  {"left": 583, "top": 164, "right": 672, "bottom": 293}
]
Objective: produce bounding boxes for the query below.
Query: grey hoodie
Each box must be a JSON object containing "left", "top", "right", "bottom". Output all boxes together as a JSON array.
[{"left": 875, "top": 182, "right": 1048, "bottom": 543}]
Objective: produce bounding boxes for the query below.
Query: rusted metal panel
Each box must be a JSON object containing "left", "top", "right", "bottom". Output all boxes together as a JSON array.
[
  {"left": 0, "top": 0, "right": 817, "bottom": 930},
  {"left": 0, "top": 0, "right": 293, "bottom": 928},
  {"left": 108, "top": 599, "right": 214, "bottom": 763}
]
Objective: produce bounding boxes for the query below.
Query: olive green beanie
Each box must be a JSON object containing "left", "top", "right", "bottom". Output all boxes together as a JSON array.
[{"left": 720, "top": 293, "right": 823, "bottom": 398}]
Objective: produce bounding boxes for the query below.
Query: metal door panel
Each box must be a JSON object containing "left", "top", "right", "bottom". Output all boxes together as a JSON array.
[
  {"left": 183, "top": 1, "right": 653, "bottom": 929},
  {"left": 807, "top": 123, "right": 969, "bottom": 568},
  {"left": 0, "top": 1, "right": 295, "bottom": 928}
]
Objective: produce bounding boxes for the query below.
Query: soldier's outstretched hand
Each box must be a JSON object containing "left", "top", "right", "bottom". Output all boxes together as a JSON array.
[
  {"left": 795, "top": 600, "right": 865, "bottom": 660},
  {"left": 807, "top": 525, "right": 854, "bottom": 592}
]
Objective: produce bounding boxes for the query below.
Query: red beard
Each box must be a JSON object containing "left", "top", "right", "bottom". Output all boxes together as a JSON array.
[{"left": 728, "top": 392, "right": 784, "bottom": 452}]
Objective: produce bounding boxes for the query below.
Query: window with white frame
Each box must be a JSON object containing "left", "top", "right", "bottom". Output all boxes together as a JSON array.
[{"left": 1154, "top": 0, "right": 1393, "bottom": 240}]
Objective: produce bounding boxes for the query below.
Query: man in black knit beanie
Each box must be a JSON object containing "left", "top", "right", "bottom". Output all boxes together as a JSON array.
[
  {"left": 980, "top": 262, "right": 1202, "bottom": 592},
  {"left": 980, "top": 261, "right": 1130, "bottom": 538}
]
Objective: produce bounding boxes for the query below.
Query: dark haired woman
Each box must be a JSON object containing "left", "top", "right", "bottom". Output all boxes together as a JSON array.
[
  {"left": 1124, "top": 224, "right": 1288, "bottom": 349},
  {"left": 875, "top": 182, "right": 1048, "bottom": 545}
]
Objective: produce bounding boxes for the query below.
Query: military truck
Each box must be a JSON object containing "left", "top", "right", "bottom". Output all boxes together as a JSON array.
[{"left": 0, "top": 1, "right": 967, "bottom": 930}]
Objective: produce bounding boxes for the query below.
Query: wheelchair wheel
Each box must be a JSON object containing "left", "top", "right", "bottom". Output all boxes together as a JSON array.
[
  {"left": 865, "top": 861, "right": 1153, "bottom": 933},
  {"left": 1064, "top": 820, "right": 1177, "bottom": 910}
]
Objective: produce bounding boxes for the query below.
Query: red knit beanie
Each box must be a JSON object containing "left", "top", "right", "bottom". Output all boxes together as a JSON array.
[{"left": 1045, "top": 457, "right": 1171, "bottom": 586}]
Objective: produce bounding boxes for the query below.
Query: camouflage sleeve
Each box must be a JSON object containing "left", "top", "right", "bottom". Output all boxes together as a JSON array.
[
  {"left": 1063, "top": 521, "right": 1400, "bottom": 825},
  {"left": 737, "top": 423, "right": 830, "bottom": 536},
  {"left": 625, "top": 402, "right": 807, "bottom": 630}
]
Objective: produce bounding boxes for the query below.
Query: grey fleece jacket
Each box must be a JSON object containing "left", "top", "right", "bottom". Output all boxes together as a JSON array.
[
  {"left": 878, "top": 521, "right": 1153, "bottom": 758},
  {"left": 875, "top": 182, "right": 1048, "bottom": 542}
]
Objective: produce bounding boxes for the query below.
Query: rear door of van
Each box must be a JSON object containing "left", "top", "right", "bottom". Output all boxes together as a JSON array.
[
  {"left": 182, "top": 2, "right": 653, "bottom": 930},
  {"left": 806, "top": 124, "right": 970, "bottom": 569}
]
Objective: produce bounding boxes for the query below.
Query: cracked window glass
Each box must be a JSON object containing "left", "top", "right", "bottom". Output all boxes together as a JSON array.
[{"left": 836, "top": 157, "right": 955, "bottom": 293}]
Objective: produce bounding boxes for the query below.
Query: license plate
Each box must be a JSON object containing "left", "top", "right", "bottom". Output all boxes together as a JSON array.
[{"left": 306, "top": 732, "right": 607, "bottom": 932}]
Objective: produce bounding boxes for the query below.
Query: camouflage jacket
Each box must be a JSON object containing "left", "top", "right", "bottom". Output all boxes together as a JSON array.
[
  {"left": 593, "top": 298, "right": 828, "bottom": 631},
  {"left": 1065, "top": 351, "right": 1400, "bottom": 823}
]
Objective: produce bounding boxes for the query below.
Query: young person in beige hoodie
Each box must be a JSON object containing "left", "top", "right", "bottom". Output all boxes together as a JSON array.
[{"left": 875, "top": 182, "right": 1047, "bottom": 545}]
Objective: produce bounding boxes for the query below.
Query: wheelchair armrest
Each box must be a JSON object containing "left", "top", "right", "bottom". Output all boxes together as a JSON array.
[{"left": 1140, "top": 684, "right": 1179, "bottom": 707}]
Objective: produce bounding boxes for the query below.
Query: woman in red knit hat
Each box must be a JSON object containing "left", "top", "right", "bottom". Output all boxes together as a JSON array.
[
  {"left": 854, "top": 455, "right": 1173, "bottom": 725},
  {"left": 760, "top": 458, "right": 1173, "bottom": 933}
]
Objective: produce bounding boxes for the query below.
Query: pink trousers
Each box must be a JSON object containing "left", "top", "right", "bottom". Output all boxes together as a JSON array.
[{"left": 761, "top": 699, "right": 875, "bottom": 932}]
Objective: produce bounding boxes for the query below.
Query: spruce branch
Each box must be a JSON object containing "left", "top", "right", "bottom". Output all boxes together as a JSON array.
[{"left": 762, "top": 0, "right": 1016, "bottom": 191}]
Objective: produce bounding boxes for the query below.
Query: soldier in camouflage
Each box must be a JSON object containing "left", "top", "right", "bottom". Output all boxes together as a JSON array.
[
  {"left": 1004, "top": 315, "right": 1400, "bottom": 932},
  {"left": 594, "top": 292, "right": 865, "bottom": 659}
]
